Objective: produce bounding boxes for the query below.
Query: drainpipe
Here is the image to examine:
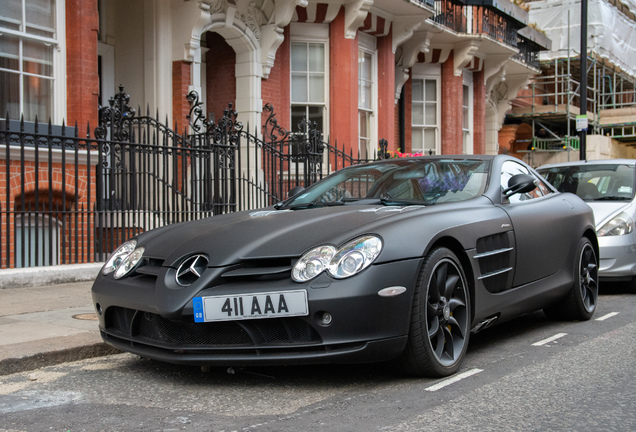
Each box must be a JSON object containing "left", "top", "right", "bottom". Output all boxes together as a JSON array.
[
  {"left": 399, "top": 91, "right": 406, "bottom": 153},
  {"left": 580, "top": 0, "right": 587, "bottom": 161}
]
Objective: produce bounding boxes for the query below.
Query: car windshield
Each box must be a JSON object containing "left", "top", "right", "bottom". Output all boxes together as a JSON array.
[
  {"left": 279, "top": 158, "right": 490, "bottom": 209},
  {"left": 538, "top": 163, "right": 635, "bottom": 201}
]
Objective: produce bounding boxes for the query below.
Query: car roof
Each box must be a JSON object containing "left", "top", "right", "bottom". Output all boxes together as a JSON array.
[{"left": 538, "top": 159, "right": 636, "bottom": 169}]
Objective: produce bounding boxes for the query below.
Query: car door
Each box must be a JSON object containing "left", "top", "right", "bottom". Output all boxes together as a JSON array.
[{"left": 498, "top": 161, "right": 574, "bottom": 288}]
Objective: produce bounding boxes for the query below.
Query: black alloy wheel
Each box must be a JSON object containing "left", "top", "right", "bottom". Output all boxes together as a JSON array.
[
  {"left": 400, "top": 247, "right": 471, "bottom": 377},
  {"left": 544, "top": 237, "right": 598, "bottom": 321}
]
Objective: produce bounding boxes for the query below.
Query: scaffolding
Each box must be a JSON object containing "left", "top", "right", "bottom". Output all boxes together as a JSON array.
[
  {"left": 505, "top": 0, "right": 636, "bottom": 155},
  {"left": 507, "top": 54, "right": 636, "bottom": 154}
]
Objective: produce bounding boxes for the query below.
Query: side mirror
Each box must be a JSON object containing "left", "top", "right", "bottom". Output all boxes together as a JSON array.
[
  {"left": 503, "top": 173, "right": 537, "bottom": 197},
  {"left": 288, "top": 185, "right": 305, "bottom": 198}
]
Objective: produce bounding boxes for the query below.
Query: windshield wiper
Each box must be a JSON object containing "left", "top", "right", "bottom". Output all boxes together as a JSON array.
[
  {"left": 594, "top": 196, "right": 632, "bottom": 201},
  {"left": 283, "top": 201, "right": 346, "bottom": 210},
  {"left": 378, "top": 194, "right": 423, "bottom": 206}
]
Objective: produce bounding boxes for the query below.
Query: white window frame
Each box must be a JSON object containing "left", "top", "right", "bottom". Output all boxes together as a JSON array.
[
  {"left": 290, "top": 23, "right": 329, "bottom": 135},
  {"left": 0, "top": 0, "right": 66, "bottom": 123},
  {"left": 357, "top": 32, "right": 377, "bottom": 160},
  {"left": 411, "top": 64, "right": 441, "bottom": 155},
  {"left": 463, "top": 71, "right": 474, "bottom": 154}
]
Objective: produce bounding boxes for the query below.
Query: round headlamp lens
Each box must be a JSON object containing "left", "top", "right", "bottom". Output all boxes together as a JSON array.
[
  {"left": 292, "top": 246, "right": 337, "bottom": 282},
  {"left": 114, "top": 247, "right": 145, "bottom": 279},
  {"left": 328, "top": 235, "right": 383, "bottom": 279},
  {"left": 102, "top": 240, "right": 137, "bottom": 275}
]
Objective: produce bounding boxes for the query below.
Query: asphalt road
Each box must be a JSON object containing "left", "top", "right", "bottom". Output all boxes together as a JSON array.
[{"left": 1, "top": 284, "right": 635, "bottom": 432}]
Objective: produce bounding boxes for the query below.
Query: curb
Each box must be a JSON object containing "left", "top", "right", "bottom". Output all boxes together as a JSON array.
[
  {"left": 0, "top": 263, "right": 103, "bottom": 289},
  {"left": 0, "top": 343, "right": 121, "bottom": 376}
]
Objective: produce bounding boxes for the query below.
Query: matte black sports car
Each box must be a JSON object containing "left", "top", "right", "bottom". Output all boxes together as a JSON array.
[{"left": 92, "top": 155, "right": 598, "bottom": 377}]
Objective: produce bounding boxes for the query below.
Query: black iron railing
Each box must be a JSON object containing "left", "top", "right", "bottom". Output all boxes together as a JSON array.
[
  {"left": 0, "top": 88, "right": 386, "bottom": 268},
  {"left": 433, "top": 0, "right": 520, "bottom": 48}
]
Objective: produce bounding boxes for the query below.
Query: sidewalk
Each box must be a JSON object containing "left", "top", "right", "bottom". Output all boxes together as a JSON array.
[{"left": 0, "top": 264, "right": 120, "bottom": 376}]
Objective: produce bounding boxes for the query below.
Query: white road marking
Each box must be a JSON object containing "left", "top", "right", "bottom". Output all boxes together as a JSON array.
[
  {"left": 425, "top": 368, "right": 483, "bottom": 392},
  {"left": 532, "top": 332, "right": 567, "bottom": 346},
  {"left": 596, "top": 312, "right": 619, "bottom": 321}
]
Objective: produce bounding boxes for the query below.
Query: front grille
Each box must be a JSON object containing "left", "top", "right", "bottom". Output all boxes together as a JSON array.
[
  {"left": 105, "top": 307, "right": 322, "bottom": 348},
  {"left": 220, "top": 257, "right": 294, "bottom": 282}
]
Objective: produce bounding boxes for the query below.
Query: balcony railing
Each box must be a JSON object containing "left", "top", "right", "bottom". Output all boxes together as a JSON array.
[
  {"left": 413, "top": 0, "right": 436, "bottom": 7},
  {"left": 433, "top": 0, "right": 519, "bottom": 47},
  {"left": 513, "top": 35, "right": 540, "bottom": 70}
]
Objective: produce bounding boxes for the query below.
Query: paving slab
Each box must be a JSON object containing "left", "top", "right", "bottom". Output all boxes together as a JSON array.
[{"left": 0, "top": 280, "right": 121, "bottom": 376}]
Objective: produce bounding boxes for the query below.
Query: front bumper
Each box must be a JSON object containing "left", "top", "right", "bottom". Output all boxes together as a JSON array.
[
  {"left": 598, "top": 235, "right": 636, "bottom": 281},
  {"left": 91, "top": 259, "right": 421, "bottom": 366}
]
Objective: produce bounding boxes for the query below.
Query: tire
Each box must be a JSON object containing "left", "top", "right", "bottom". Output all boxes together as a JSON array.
[
  {"left": 399, "top": 247, "right": 471, "bottom": 377},
  {"left": 544, "top": 237, "right": 598, "bottom": 321}
]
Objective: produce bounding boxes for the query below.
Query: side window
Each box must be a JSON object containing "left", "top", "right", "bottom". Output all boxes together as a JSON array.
[{"left": 501, "top": 161, "right": 551, "bottom": 203}]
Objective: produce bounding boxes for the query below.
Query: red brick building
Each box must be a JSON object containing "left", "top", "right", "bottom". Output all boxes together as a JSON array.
[
  {"left": 0, "top": 0, "right": 548, "bottom": 268},
  {"left": 93, "top": 0, "right": 545, "bottom": 156}
]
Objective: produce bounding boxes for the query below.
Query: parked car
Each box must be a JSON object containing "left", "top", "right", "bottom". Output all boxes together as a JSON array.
[
  {"left": 92, "top": 155, "right": 598, "bottom": 377},
  {"left": 537, "top": 159, "right": 636, "bottom": 288}
]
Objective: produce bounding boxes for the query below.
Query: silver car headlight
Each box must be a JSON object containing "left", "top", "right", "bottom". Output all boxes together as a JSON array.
[
  {"left": 114, "top": 246, "right": 145, "bottom": 279},
  {"left": 101, "top": 240, "right": 137, "bottom": 275},
  {"left": 598, "top": 212, "right": 634, "bottom": 236},
  {"left": 292, "top": 235, "right": 383, "bottom": 282},
  {"left": 328, "top": 236, "right": 383, "bottom": 279},
  {"left": 292, "top": 245, "right": 337, "bottom": 282}
]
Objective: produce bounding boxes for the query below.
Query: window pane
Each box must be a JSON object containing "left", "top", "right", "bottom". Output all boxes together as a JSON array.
[
  {"left": 0, "top": 34, "right": 20, "bottom": 71},
  {"left": 359, "top": 80, "right": 371, "bottom": 109},
  {"left": 359, "top": 110, "right": 370, "bottom": 139},
  {"left": 412, "top": 102, "right": 424, "bottom": 125},
  {"left": 291, "top": 106, "right": 305, "bottom": 132},
  {"left": 358, "top": 51, "right": 372, "bottom": 110},
  {"left": 292, "top": 73, "right": 307, "bottom": 103},
  {"left": 424, "top": 128, "right": 436, "bottom": 153},
  {"left": 425, "top": 102, "right": 436, "bottom": 125},
  {"left": 291, "top": 43, "right": 307, "bottom": 72},
  {"left": 23, "top": 74, "right": 52, "bottom": 120},
  {"left": 412, "top": 79, "right": 423, "bottom": 102},
  {"left": 308, "top": 43, "right": 324, "bottom": 72},
  {"left": 463, "top": 85, "right": 470, "bottom": 130},
  {"left": 308, "top": 75, "right": 324, "bottom": 102},
  {"left": 359, "top": 51, "right": 371, "bottom": 80},
  {"left": 0, "top": 0, "right": 21, "bottom": 31},
  {"left": 412, "top": 128, "right": 423, "bottom": 150},
  {"left": 0, "top": 70, "right": 20, "bottom": 118},
  {"left": 308, "top": 106, "right": 323, "bottom": 130},
  {"left": 23, "top": 38, "right": 53, "bottom": 76},
  {"left": 26, "top": 0, "right": 56, "bottom": 38},
  {"left": 425, "top": 80, "right": 436, "bottom": 102}
]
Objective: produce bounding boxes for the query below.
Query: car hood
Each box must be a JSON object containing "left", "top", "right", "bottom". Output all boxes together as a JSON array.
[
  {"left": 136, "top": 205, "right": 426, "bottom": 266},
  {"left": 587, "top": 201, "right": 632, "bottom": 227}
]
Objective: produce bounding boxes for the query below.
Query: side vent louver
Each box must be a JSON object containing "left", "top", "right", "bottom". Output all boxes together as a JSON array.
[{"left": 475, "top": 232, "right": 514, "bottom": 293}]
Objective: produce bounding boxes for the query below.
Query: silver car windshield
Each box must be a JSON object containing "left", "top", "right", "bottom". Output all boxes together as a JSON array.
[
  {"left": 281, "top": 159, "right": 490, "bottom": 208},
  {"left": 538, "top": 164, "right": 635, "bottom": 201}
]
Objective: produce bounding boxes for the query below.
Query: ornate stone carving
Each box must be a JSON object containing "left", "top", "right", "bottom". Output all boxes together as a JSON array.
[{"left": 344, "top": 0, "right": 373, "bottom": 39}]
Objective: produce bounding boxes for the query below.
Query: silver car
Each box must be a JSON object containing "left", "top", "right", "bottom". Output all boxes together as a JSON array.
[{"left": 538, "top": 159, "right": 636, "bottom": 287}]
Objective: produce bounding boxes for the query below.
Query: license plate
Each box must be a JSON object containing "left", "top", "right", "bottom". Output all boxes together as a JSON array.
[{"left": 193, "top": 290, "right": 308, "bottom": 322}]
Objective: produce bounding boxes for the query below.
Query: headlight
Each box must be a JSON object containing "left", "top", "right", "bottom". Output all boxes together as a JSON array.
[
  {"left": 292, "top": 235, "right": 383, "bottom": 282},
  {"left": 114, "top": 247, "right": 145, "bottom": 279},
  {"left": 292, "top": 245, "right": 337, "bottom": 282},
  {"left": 101, "top": 240, "right": 137, "bottom": 275},
  {"left": 329, "top": 236, "right": 383, "bottom": 279},
  {"left": 598, "top": 212, "right": 634, "bottom": 236}
]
